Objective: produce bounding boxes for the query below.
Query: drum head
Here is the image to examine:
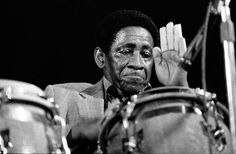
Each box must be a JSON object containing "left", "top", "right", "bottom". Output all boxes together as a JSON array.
[
  {"left": 129, "top": 86, "right": 205, "bottom": 119},
  {"left": 135, "top": 86, "right": 200, "bottom": 104}
]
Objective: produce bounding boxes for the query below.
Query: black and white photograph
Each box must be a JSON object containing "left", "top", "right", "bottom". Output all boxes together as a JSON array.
[{"left": 2, "top": 0, "right": 236, "bottom": 153}]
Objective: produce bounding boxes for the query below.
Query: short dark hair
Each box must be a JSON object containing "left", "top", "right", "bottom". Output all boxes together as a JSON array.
[{"left": 95, "top": 9, "right": 159, "bottom": 54}]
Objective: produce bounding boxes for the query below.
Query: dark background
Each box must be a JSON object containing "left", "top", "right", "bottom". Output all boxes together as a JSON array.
[{"left": 5, "top": 0, "right": 236, "bottom": 107}]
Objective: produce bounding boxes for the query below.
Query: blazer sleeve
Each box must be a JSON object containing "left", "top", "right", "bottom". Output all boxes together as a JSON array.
[
  {"left": 44, "top": 85, "right": 75, "bottom": 135},
  {"left": 44, "top": 84, "right": 68, "bottom": 119}
]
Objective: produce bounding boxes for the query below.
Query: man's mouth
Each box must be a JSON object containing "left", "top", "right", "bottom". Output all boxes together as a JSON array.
[{"left": 122, "top": 74, "right": 145, "bottom": 82}]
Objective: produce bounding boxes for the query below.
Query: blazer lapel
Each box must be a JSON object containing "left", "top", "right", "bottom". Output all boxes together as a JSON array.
[{"left": 78, "top": 79, "right": 105, "bottom": 118}]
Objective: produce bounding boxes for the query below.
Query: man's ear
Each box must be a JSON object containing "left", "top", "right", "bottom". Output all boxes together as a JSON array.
[{"left": 94, "top": 47, "right": 105, "bottom": 68}]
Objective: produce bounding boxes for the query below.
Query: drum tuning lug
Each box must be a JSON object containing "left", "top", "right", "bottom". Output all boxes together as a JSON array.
[
  {"left": 193, "top": 107, "right": 203, "bottom": 115},
  {"left": 0, "top": 129, "right": 13, "bottom": 154},
  {"left": 51, "top": 105, "right": 60, "bottom": 118},
  {"left": 195, "top": 88, "right": 214, "bottom": 101},
  {"left": 211, "top": 126, "right": 227, "bottom": 152},
  {"left": 201, "top": 121, "right": 227, "bottom": 152},
  {"left": 4, "top": 87, "right": 12, "bottom": 100},
  {"left": 205, "top": 100, "right": 215, "bottom": 111},
  {"left": 130, "top": 95, "right": 138, "bottom": 103},
  {"left": 51, "top": 149, "right": 63, "bottom": 154},
  {"left": 122, "top": 136, "right": 137, "bottom": 154},
  {"left": 52, "top": 116, "right": 71, "bottom": 154},
  {"left": 211, "top": 93, "right": 217, "bottom": 100},
  {"left": 94, "top": 141, "right": 103, "bottom": 154},
  {"left": 47, "top": 97, "right": 55, "bottom": 105},
  {"left": 111, "top": 105, "right": 120, "bottom": 113},
  {"left": 0, "top": 88, "right": 11, "bottom": 104},
  {"left": 123, "top": 100, "right": 136, "bottom": 119}
]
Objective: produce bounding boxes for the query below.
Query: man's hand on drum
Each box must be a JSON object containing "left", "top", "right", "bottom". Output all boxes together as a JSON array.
[{"left": 153, "top": 22, "right": 189, "bottom": 87}]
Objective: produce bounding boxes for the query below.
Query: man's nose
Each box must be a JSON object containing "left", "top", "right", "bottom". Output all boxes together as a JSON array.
[{"left": 128, "top": 52, "right": 144, "bottom": 69}]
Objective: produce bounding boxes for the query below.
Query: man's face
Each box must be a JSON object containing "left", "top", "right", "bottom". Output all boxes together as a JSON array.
[{"left": 104, "top": 26, "right": 154, "bottom": 95}]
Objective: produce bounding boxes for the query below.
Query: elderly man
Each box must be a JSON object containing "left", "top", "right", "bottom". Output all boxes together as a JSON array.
[{"left": 45, "top": 10, "right": 232, "bottom": 154}]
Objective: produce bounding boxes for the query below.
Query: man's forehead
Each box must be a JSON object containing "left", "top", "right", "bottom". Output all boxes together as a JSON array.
[{"left": 115, "top": 26, "right": 154, "bottom": 44}]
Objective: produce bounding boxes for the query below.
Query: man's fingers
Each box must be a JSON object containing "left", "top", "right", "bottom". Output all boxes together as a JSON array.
[
  {"left": 160, "top": 22, "right": 186, "bottom": 57},
  {"left": 166, "top": 22, "right": 174, "bottom": 50},
  {"left": 178, "top": 37, "right": 187, "bottom": 57},
  {"left": 174, "top": 24, "right": 183, "bottom": 52},
  {"left": 153, "top": 47, "right": 162, "bottom": 58},
  {"left": 160, "top": 27, "right": 167, "bottom": 52}
]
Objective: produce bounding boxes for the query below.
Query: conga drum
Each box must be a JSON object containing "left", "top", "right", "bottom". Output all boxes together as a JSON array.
[
  {"left": 0, "top": 79, "right": 70, "bottom": 154},
  {"left": 98, "top": 86, "right": 233, "bottom": 154}
]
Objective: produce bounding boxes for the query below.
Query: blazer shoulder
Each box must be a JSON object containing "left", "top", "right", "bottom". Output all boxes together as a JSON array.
[{"left": 45, "top": 82, "right": 93, "bottom": 93}]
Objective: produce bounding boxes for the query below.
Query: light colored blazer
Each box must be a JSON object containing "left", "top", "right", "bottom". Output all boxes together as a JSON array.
[{"left": 44, "top": 79, "right": 105, "bottom": 135}]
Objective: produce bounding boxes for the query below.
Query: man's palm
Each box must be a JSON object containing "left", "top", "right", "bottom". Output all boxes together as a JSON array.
[
  {"left": 154, "top": 47, "right": 188, "bottom": 86},
  {"left": 153, "top": 22, "right": 188, "bottom": 86}
]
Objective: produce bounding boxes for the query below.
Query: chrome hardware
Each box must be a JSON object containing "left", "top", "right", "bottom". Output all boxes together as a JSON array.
[{"left": 0, "top": 129, "right": 13, "bottom": 154}]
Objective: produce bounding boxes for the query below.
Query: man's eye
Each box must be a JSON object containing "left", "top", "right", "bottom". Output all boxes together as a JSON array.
[
  {"left": 141, "top": 50, "right": 152, "bottom": 58},
  {"left": 118, "top": 48, "right": 132, "bottom": 55}
]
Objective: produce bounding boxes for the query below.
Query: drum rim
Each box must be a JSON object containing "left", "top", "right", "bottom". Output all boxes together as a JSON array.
[
  {"left": 137, "top": 86, "right": 192, "bottom": 97},
  {"left": 133, "top": 86, "right": 229, "bottom": 119},
  {"left": 0, "top": 79, "right": 45, "bottom": 95},
  {"left": 134, "top": 86, "right": 200, "bottom": 106},
  {"left": 0, "top": 79, "right": 55, "bottom": 114},
  {"left": 134, "top": 92, "right": 201, "bottom": 106},
  {"left": 5, "top": 95, "right": 54, "bottom": 109}
]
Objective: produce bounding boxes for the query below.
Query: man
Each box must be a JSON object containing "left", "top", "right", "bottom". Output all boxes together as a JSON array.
[{"left": 45, "top": 10, "right": 232, "bottom": 153}]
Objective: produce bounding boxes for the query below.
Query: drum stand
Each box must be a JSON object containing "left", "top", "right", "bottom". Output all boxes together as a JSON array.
[{"left": 218, "top": 0, "right": 236, "bottom": 152}]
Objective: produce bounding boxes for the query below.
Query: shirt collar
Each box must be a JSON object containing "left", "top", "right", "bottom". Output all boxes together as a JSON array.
[
  {"left": 102, "top": 76, "right": 152, "bottom": 111},
  {"left": 103, "top": 76, "right": 113, "bottom": 95}
]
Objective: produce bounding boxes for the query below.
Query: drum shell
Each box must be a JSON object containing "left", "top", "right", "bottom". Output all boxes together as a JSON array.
[
  {"left": 101, "top": 88, "right": 233, "bottom": 154},
  {"left": 0, "top": 101, "right": 61, "bottom": 153}
]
